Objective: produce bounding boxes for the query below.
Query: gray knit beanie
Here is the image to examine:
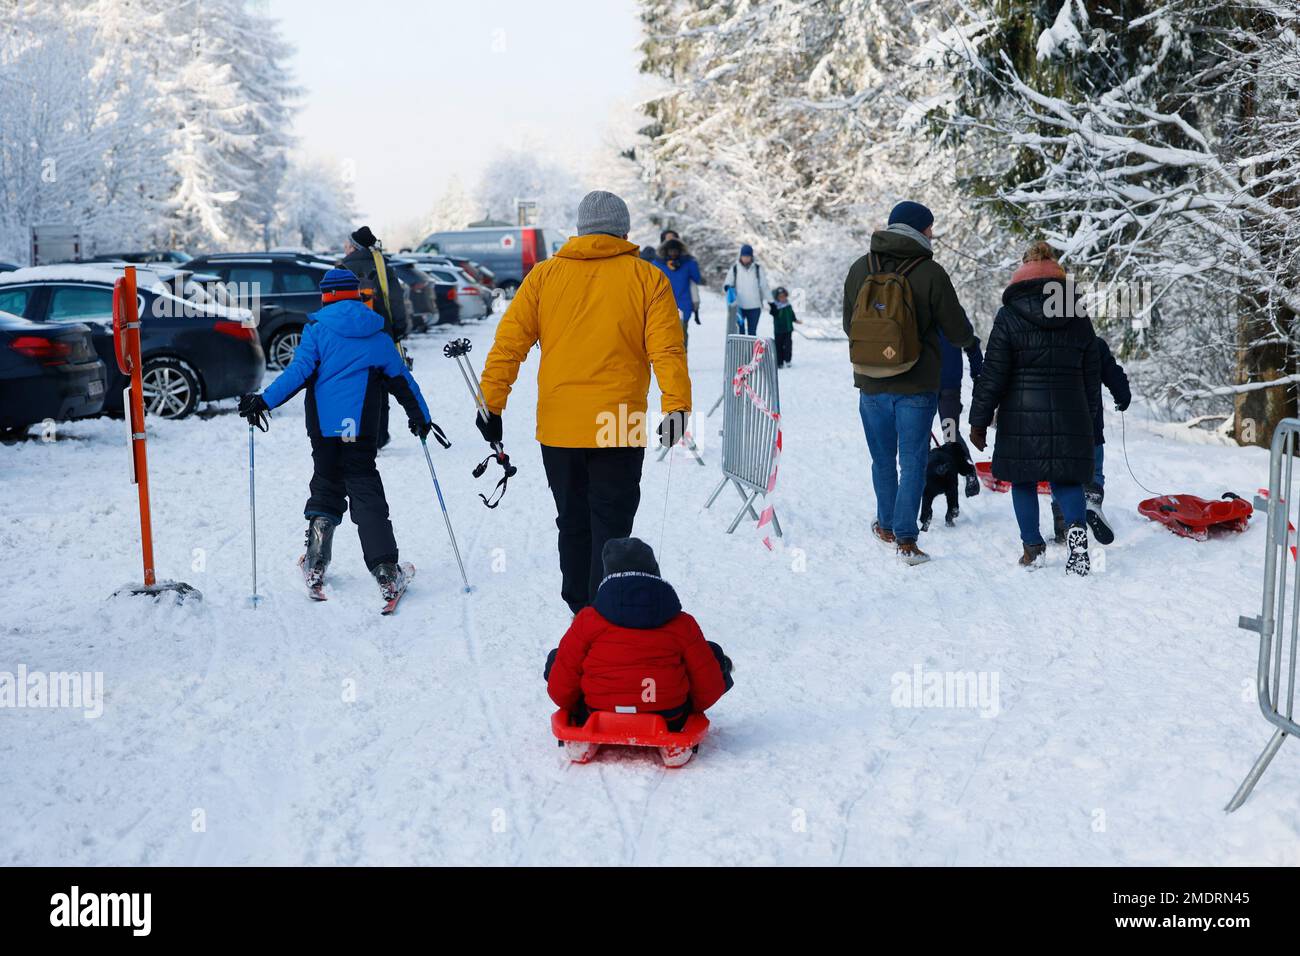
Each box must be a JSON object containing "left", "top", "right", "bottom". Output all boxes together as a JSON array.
[{"left": 576, "top": 190, "right": 631, "bottom": 238}]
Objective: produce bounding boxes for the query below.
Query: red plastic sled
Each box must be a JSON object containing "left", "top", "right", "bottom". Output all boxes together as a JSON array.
[
  {"left": 1137, "top": 493, "right": 1252, "bottom": 541},
  {"left": 975, "top": 461, "right": 1050, "bottom": 495},
  {"left": 551, "top": 709, "right": 709, "bottom": 768}
]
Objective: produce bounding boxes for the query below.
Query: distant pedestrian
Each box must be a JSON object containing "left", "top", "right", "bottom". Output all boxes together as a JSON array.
[
  {"left": 653, "top": 237, "right": 703, "bottom": 349},
  {"left": 724, "top": 244, "right": 771, "bottom": 335},
  {"left": 767, "top": 286, "right": 801, "bottom": 368}
]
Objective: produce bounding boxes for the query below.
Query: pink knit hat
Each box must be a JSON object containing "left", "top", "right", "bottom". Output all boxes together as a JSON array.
[{"left": 1010, "top": 257, "right": 1067, "bottom": 285}]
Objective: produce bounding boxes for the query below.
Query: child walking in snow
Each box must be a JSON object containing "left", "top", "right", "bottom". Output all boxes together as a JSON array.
[
  {"left": 238, "top": 268, "right": 436, "bottom": 605},
  {"left": 767, "top": 286, "right": 802, "bottom": 368},
  {"left": 544, "top": 537, "right": 733, "bottom": 731}
]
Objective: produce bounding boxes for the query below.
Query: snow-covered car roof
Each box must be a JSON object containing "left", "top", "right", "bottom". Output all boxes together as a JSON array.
[{"left": 0, "top": 263, "right": 254, "bottom": 323}]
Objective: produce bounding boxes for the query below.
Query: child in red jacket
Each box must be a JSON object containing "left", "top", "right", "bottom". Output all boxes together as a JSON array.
[{"left": 544, "top": 537, "right": 733, "bottom": 730}]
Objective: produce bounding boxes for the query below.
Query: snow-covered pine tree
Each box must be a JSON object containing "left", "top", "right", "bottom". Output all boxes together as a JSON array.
[{"left": 941, "top": 0, "right": 1300, "bottom": 445}]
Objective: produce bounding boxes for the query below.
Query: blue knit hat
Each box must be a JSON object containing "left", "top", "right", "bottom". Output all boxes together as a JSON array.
[
  {"left": 888, "top": 201, "right": 934, "bottom": 234},
  {"left": 740, "top": 244, "right": 754, "bottom": 257},
  {"left": 319, "top": 268, "right": 360, "bottom": 294}
]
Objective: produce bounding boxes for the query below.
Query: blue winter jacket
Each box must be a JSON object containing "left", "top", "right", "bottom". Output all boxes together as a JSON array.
[
  {"left": 261, "top": 299, "right": 430, "bottom": 438},
  {"left": 652, "top": 256, "right": 702, "bottom": 314}
]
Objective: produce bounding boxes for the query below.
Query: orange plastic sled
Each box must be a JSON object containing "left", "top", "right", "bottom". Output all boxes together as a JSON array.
[
  {"left": 975, "top": 461, "right": 1050, "bottom": 495},
  {"left": 551, "top": 709, "right": 710, "bottom": 768}
]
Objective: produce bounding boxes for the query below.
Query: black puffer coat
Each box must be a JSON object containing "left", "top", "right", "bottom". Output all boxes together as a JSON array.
[{"left": 969, "top": 278, "right": 1102, "bottom": 484}]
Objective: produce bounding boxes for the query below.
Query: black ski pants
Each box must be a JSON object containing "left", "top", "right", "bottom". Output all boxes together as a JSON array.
[
  {"left": 305, "top": 435, "right": 398, "bottom": 570},
  {"left": 540, "top": 445, "right": 645, "bottom": 614}
]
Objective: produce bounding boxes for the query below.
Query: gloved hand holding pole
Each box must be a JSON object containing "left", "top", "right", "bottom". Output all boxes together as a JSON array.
[{"left": 443, "top": 338, "right": 517, "bottom": 508}]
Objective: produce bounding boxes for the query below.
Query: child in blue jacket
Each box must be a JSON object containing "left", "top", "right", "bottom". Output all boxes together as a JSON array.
[{"left": 238, "top": 269, "right": 436, "bottom": 602}]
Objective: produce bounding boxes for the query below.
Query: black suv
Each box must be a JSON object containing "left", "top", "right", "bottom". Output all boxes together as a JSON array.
[{"left": 183, "top": 252, "right": 338, "bottom": 370}]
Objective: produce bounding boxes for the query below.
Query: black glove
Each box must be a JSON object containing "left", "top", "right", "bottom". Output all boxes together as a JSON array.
[
  {"left": 475, "top": 410, "right": 503, "bottom": 444},
  {"left": 409, "top": 417, "right": 431, "bottom": 439},
  {"left": 1115, "top": 397, "right": 1131, "bottom": 412},
  {"left": 659, "top": 410, "right": 688, "bottom": 448},
  {"left": 693, "top": 309, "right": 701, "bottom": 325},
  {"left": 965, "top": 473, "right": 981, "bottom": 498},
  {"left": 239, "top": 393, "right": 270, "bottom": 431}
]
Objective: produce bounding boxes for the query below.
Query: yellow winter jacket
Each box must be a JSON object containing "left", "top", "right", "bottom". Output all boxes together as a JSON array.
[{"left": 480, "top": 234, "right": 692, "bottom": 448}]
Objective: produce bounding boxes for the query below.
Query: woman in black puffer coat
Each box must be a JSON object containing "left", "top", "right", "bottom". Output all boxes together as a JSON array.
[{"left": 968, "top": 243, "right": 1101, "bottom": 574}]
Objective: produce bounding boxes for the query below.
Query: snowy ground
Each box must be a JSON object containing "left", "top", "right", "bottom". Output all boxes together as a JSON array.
[{"left": 3, "top": 290, "right": 1298, "bottom": 866}]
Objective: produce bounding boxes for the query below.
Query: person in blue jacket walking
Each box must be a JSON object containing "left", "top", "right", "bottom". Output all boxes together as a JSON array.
[
  {"left": 653, "top": 236, "right": 703, "bottom": 349},
  {"left": 238, "top": 269, "right": 436, "bottom": 602},
  {"left": 937, "top": 329, "right": 984, "bottom": 446}
]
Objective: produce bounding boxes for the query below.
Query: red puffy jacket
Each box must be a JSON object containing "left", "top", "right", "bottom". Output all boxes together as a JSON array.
[{"left": 547, "top": 573, "right": 729, "bottom": 715}]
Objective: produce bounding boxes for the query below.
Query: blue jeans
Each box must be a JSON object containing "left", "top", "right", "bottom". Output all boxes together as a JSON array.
[
  {"left": 1013, "top": 482, "right": 1085, "bottom": 546},
  {"left": 1093, "top": 444, "right": 1104, "bottom": 488},
  {"left": 738, "top": 307, "right": 760, "bottom": 335},
  {"left": 859, "top": 391, "right": 938, "bottom": 543}
]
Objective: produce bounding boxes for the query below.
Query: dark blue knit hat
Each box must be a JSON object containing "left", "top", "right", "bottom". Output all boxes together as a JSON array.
[
  {"left": 319, "top": 268, "right": 360, "bottom": 294},
  {"left": 740, "top": 244, "right": 754, "bottom": 257},
  {"left": 888, "top": 201, "right": 934, "bottom": 233}
]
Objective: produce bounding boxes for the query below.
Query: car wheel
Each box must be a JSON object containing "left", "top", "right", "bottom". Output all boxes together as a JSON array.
[
  {"left": 267, "top": 326, "right": 303, "bottom": 371},
  {"left": 141, "top": 358, "right": 200, "bottom": 420}
]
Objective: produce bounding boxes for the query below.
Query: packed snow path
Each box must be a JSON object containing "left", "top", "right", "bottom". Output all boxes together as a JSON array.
[{"left": 3, "top": 291, "right": 1297, "bottom": 865}]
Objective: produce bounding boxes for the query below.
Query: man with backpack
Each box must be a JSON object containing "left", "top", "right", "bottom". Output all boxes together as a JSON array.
[
  {"left": 724, "top": 244, "right": 771, "bottom": 335},
  {"left": 843, "top": 201, "right": 976, "bottom": 565}
]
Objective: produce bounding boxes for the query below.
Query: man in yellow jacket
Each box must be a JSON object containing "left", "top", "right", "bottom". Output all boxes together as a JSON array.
[{"left": 477, "top": 190, "right": 692, "bottom": 613}]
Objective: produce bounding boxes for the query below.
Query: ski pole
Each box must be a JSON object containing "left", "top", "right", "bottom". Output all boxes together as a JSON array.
[
  {"left": 421, "top": 436, "right": 472, "bottom": 593},
  {"left": 443, "top": 338, "right": 517, "bottom": 507},
  {"left": 248, "top": 424, "right": 260, "bottom": 607}
]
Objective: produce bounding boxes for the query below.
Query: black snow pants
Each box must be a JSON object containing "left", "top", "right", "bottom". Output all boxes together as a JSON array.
[
  {"left": 540, "top": 445, "right": 646, "bottom": 614},
  {"left": 775, "top": 331, "right": 793, "bottom": 367},
  {"left": 305, "top": 435, "right": 398, "bottom": 570}
]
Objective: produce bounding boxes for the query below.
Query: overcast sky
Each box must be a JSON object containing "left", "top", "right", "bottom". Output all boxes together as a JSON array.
[{"left": 266, "top": 0, "right": 645, "bottom": 239}]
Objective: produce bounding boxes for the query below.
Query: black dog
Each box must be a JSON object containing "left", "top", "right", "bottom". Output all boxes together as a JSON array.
[{"left": 920, "top": 440, "right": 979, "bottom": 532}]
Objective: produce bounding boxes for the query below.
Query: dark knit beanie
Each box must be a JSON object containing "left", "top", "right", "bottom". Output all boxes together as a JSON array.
[{"left": 601, "top": 536, "right": 660, "bottom": 577}]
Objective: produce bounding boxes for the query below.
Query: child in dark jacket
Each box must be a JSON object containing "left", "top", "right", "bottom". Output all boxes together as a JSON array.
[
  {"left": 767, "top": 287, "right": 801, "bottom": 368},
  {"left": 544, "top": 537, "right": 733, "bottom": 731}
]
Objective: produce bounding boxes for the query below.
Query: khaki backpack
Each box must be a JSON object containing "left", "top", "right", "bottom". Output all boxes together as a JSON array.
[{"left": 848, "top": 253, "right": 925, "bottom": 378}]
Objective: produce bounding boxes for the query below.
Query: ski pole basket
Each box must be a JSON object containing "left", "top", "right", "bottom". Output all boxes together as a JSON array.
[{"left": 443, "top": 338, "right": 517, "bottom": 508}]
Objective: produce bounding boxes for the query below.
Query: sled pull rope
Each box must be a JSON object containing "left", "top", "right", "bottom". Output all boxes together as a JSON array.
[{"left": 1119, "top": 409, "right": 1164, "bottom": 498}]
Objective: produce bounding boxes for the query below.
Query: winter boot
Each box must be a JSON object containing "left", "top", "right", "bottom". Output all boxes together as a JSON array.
[
  {"left": 1084, "top": 483, "right": 1115, "bottom": 545},
  {"left": 372, "top": 561, "right": 409, "bottom": 603},
  {"left": 300, "top": 516, "right": 335, "bottom": 588},
  {"left": 1065, "top": 524, "right": 1090, "bottom": 577},
  {"left": 1051, "top": 501, "right": 1066, "bottom": 544},
  {"left": 871, "top": 521, "right": 896, "bottom": 547},
  {"left": 1018, "top": 542, "right": 1047, "bottom": 570},
  {"left": 896, "top": 540, "right": 931, "bottom": 566}
]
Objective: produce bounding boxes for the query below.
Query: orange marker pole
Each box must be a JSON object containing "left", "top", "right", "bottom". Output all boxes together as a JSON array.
[{"left": 114, "top": 266, "right": 156, "bottom": 587}]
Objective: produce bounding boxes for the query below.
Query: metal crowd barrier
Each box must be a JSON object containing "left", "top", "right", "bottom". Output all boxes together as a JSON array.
[
  {"left": 703, "top": 334, "right": 783, "bottom": 536},
  {"left": 1226, "top": 418, "right": 1300, "bottom": 811}
]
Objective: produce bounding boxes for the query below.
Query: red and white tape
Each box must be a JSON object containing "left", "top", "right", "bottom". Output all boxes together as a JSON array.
[{"left": 731, "top": 339, "right": 782, "bottom": 550}]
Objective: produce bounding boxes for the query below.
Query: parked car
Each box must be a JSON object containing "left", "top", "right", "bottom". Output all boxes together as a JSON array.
[
  {"left": 423, "top": 266, "right": 488, "bottom": 321},
  {"left": 404, "top": 254, "right": 498, "bottom": 314},
  {"left": 0, "top": 310, "right": 107, "bottom": 439},
  {"left": 416, "top": 226, "right": 560, "bottom": 297},
  {"left": 390, "top": 260, "right": 439, "bottom": 333},
  {"left": 185, "top": 251, "right": 414, "bottom": 366},
  {"left": 87, "top": 250, "right": 192, "bottom": 265},
  {"left": 0, "top": 264, "right": 262, "bottom": 420}
]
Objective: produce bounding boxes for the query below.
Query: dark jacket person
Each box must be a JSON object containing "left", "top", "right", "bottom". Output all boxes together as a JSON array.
[{"left": 968, "top": 242, "right": 1101, "bottom": 575}]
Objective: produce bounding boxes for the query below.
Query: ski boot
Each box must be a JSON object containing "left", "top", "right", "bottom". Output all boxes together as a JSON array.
[
  {"left": 1018, "top": 541, "right": 1047, "bottom": 570},
  {"left": 299, "top": 516, "right": 335, "bottom": 598},
  {"left": 373, "top": 561, "right": 414, "bottom": 615},
  {"left": 1065, "top": 524, "right": 1090, "bottom": 576},
  {"left": 1084, "top": 483, "right": 1115, "bottom": 545}
]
